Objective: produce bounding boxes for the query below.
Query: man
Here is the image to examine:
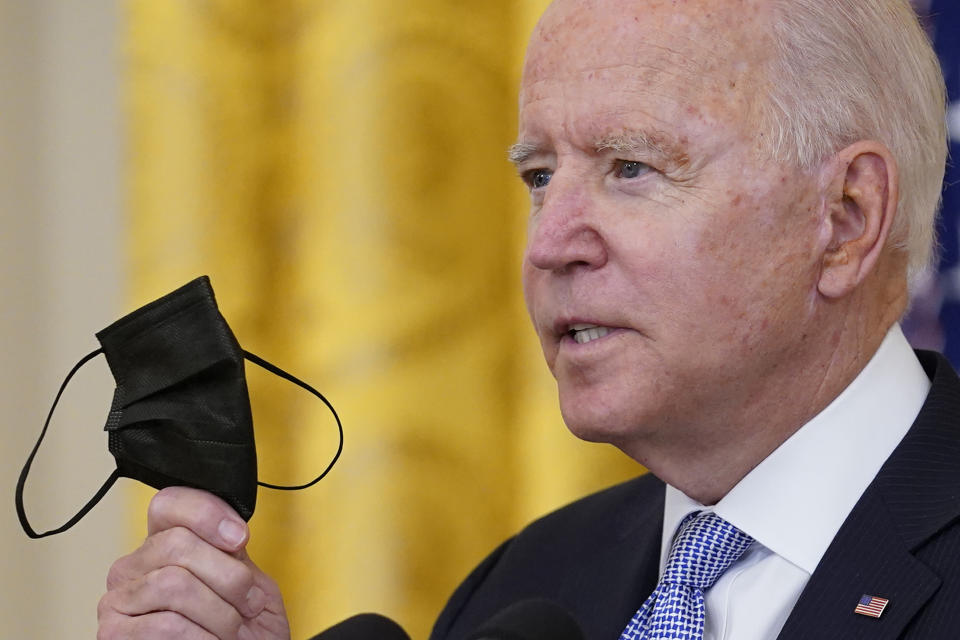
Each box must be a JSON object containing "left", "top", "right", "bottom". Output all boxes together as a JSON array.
[{"left": 97, "top": 0, "right": 951, "bottom": 638}]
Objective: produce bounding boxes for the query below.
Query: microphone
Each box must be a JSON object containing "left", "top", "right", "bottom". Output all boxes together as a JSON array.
[
  {"left": 308, "top": 613, "right": 411, "bottom": 640},
  {"left": 465, "top": 598, "right": 585, "bottom": 640}
]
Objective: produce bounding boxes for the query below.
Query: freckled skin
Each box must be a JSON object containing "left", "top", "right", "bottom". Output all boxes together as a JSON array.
[{"left": 518, "top": 0, "right": 907, "bottom": 503}]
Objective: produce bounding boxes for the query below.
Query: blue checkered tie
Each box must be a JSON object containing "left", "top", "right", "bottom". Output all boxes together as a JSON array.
[{"left": 619, "top": 511, "right": 754, "bottom": 640}]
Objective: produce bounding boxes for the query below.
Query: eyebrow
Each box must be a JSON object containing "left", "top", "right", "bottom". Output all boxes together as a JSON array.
[
  {"left": 594, "top": 130, "right": 670, "bottom": 157},
  {"left": 507, "top": 129, "right": 678, "bottom": 167},
  {"left": 507, "top": 142, "right": 540, "bottom": 166}
]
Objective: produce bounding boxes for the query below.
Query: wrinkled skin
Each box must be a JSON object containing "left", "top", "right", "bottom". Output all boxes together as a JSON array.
[
  {"left": 97, "top": 487, "right": 290, "bottom": 640},
  {"left": 98, "top": 1, "right": 906, "bottom": 637},
  {"left": 517, "top": 0, "right": 903, "bottom": 502}
]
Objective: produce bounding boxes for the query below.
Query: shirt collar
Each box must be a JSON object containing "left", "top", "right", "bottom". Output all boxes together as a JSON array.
[{"left": 661, "top": 325, "right": 931, "bottom": 574}]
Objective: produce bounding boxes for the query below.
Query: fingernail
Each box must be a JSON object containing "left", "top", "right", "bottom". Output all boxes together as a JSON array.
[
  {"left": 245, "top": 585, "right": 266, "bottom": 617},
  {"left": 238, "top": 625, "right": 256, "bottom": 640},
  {"left": 218, "top": 519, "right": 245, "bottom": 547}
]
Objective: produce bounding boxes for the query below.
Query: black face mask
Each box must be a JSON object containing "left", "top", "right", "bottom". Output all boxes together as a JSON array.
[{"left": 16, "top": 276, "right": 343, "bottom": 538}]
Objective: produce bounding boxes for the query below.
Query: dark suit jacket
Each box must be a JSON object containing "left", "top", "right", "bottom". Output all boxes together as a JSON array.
[{"left": 430, "top": 351, "right": 960, "bottom": 640}]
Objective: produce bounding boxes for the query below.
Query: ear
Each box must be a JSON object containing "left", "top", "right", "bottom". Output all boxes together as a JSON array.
[{"left": 817, "top": 141, "right": 899, "bottom": 299}]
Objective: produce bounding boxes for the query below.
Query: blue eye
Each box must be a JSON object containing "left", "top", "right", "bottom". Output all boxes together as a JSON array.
[
  {"left": 616, "top": 160, "right": 648, "bottom": 179},
  {"left": 524, "top": 169, "right": 553, "bottom": 189}
]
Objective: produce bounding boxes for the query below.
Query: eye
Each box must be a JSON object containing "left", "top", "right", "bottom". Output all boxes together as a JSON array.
[
  {"left": 522, "top": 168, "right": 553, "bottom": 190},
  {"left": 615, "top": 160, "right": 649, "bottom": 179}
]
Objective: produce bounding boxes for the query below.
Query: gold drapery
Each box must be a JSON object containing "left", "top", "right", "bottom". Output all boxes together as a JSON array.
[{"left": 124, "top": 1, "right": 642, "bottom": 637}]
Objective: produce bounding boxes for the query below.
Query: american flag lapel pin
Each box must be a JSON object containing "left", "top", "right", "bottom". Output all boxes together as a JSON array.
[{"left": 854, "top": 594, "right": 890, "bottom": 618}]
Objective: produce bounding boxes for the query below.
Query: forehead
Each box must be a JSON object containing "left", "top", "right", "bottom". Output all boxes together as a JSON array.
[{"left": 520, "top": 0, "right": 773, "bottom": 140}]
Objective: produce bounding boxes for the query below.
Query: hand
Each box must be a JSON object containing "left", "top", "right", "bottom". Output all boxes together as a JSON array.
[{"left": 97, "top": 487, "right": 291, "bottom": 640}]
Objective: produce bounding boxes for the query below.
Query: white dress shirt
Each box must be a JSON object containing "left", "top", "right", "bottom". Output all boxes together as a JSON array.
[{"left": 659, "top": 324, "right": 931, "bottom": 640}]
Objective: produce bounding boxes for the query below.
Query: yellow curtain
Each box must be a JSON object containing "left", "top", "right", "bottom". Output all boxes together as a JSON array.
[{"left": 124, "top": 1, "right": 642, "bottom": 637}]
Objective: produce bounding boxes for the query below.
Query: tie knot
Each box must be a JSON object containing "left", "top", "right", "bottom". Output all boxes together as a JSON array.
[{"left": 662, "top": 511, "right": 753, "bottom": 590}]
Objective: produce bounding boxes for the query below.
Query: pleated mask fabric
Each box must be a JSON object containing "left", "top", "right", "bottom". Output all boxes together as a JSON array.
[{"left": 16, "top": 276, "right": 342, "bottom": 538}]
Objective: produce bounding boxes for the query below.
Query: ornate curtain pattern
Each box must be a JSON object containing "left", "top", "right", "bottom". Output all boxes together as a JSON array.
[{"left": 124, "top": 1, "right": 642, "bottom": 636}]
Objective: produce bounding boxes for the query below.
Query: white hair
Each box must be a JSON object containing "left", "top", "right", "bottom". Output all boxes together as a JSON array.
[{"left": 761, "top": 0, "right": 947, "bottom": 285}]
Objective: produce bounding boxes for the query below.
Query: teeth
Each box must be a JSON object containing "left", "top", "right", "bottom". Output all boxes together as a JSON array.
[{"left": 572, "top": 326, "right": 611, "bottom": 344}]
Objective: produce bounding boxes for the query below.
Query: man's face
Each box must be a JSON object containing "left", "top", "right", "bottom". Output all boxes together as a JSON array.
[{"left": 518, "top": 0, "right": 828, "bottom": 457}]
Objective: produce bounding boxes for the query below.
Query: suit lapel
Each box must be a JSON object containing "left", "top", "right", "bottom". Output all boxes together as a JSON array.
[
  {"left": 776, "top": 490, "right": 940, "bottom": 640},
  {"left": 585, "top": 475, "right": 664, "bottom": 639},
  {"left": 778, "top": 351, "right": 960, "bottom": 640}
]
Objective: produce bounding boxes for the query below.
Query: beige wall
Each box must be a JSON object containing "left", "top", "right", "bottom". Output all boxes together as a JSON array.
[{"left": 1, "top": 1, "right": 127, "bottom": 637}]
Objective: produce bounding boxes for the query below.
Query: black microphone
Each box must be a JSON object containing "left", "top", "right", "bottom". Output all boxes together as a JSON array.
[
  {"left": 308, "top": 613, "right": 411, "bottom": 640},
  {"left": 465, "top": 598, "right": 585, "bottom": 640}
]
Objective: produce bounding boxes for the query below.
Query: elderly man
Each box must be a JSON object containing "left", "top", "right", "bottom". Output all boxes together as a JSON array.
[{"left": 97, "top": 0, "right": 952, "bottom": 638}]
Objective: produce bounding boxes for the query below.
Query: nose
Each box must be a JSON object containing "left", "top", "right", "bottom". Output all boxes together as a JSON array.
[{"left": 524, "top": 181, "right": 607, "bottom": 273}]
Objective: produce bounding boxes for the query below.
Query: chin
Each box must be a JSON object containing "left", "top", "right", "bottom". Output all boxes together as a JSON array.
[
  {"left": 552, "top": 356, "right": 676, "bottom": 450},
  {"left": 558, "top": 393, "right": 647, "bottom": 447}
]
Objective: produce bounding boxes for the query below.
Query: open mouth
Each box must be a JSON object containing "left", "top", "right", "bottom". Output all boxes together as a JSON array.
[{"left": 567, "top": 323, "right": 612, "bottom": 344}]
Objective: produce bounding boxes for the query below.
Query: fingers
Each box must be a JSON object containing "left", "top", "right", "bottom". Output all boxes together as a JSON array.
[
  {"left": 97, "top": 608, "right": 217, "bottom": 640},
  {"left": 107, "top": 526, "right": 265, "bottom": 619},
  {"left": 100, "top": 565, "right": 242, "bottom": 639},
  {"left": 148, "top": 487, "right": 249, "bottom": 553},
  {"left": 97, "top": 487, "right": 290, "bottom": 640}
]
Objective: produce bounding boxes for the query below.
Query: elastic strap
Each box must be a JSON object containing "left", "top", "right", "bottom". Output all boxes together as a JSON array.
[
  {"left": 15, "top": 348, "right": 344, "bottom": 539},
  {"left": 16, "top": 348, "right": 122, "bottom": 539},
  {"left": 243, "top": 350, "right": 344, "bottom": 491}
]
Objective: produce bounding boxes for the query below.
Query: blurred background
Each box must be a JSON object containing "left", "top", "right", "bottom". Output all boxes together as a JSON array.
[
  {"left": 1, "top": 1, "right": 956, "bottom": 639},
  {"left": 2, "top": 1, "right": 642, "bottom": 638}
]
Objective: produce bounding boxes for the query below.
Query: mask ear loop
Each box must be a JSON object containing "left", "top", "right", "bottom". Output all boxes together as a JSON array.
[
  {"left": 16, "top": 348, "right": 344, "bottom": 539},
  {"left": 16, "top": 348, "right": 122, "bottom": 539},
  {"left": 243, "top": 351, "right": 344, "bottom": 491}
]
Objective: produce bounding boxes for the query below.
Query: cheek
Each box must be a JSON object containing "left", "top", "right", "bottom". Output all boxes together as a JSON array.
[{"left": 676, "top": 202, "right": 819, "bottom": 336}]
